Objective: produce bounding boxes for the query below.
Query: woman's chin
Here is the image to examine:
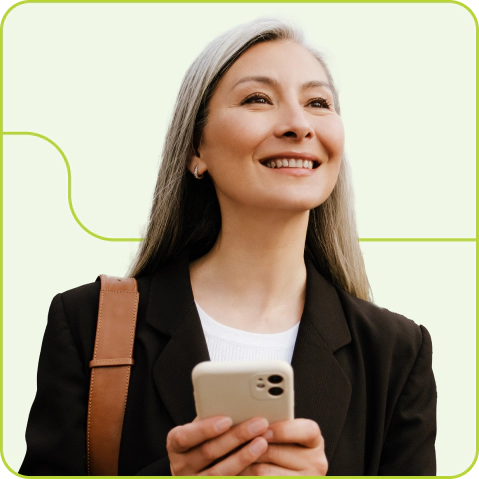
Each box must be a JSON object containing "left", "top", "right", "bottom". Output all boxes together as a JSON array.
[
  {"left": 242, "top": 197, "right": 328, "bottom": 214},
  {"left": 266, "top": 192, "right": 331, "bottom": 212}
]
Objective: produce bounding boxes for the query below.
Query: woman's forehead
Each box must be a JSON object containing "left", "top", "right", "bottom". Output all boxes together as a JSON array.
[{"left": 219, "top": 40, "right": 329, "bottom": 90}]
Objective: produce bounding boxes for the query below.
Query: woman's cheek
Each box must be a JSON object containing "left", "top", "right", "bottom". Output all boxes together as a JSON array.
[
  {"left": 320, "top": 117, "right": 345, "bottom": 161},
  {"left": 228, "top": 118, "right": 267, "bottom": 152}
]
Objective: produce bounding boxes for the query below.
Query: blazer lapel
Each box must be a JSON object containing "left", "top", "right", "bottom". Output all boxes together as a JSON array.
[
  {"left": 145, "top": 254, "right": 210, "bottom": 426},
  {"left": 292, "top": 256, "right": 352, "bottom": 461}
]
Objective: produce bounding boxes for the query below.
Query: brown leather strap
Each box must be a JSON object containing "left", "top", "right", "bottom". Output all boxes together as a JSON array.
[
  {"left": 89, "top": 358, "right": 135, "bottom": 368},
  {"left": 87, "top": 275, "right": 139, "bottom": 476}
]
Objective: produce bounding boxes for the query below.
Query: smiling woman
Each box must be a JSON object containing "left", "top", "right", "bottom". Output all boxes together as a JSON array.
[{"left": 19, "top": 18, "right": 436, "bottom": 476}]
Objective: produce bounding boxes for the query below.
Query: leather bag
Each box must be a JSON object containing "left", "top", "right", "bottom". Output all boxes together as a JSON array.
[{"left": 87, "top": 275, "right": 139, "bottom": 475}]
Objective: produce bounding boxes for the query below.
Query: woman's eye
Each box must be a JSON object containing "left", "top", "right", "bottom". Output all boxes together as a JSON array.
[
  {"left": 242, "top": 94, "right": 272, "bottom": 105},
  {"left": 309, "top": 98, "right": 331, "bottom": 109}
]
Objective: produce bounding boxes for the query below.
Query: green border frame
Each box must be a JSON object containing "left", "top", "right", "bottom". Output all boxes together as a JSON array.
[{"left": 0, "top": 0, "right": 477, "bottom": 477}]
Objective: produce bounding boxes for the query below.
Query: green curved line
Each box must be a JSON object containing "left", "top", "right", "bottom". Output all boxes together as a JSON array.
[
  {"left": 359, "top": 238, "right": 476, "bottom": 242},
  {"left": 3, "top": 131, "right": 143, "bottom": 242},
  {"left": 3, "top": 132, "right": 476, "bottom": 244}
]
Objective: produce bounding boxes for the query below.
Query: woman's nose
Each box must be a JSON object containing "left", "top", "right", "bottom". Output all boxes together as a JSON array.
[{"left": 274, "top": 103, "right": 314, "bottom": 141}]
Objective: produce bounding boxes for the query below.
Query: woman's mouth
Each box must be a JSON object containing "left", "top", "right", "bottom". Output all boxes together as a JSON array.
[{"left": 261, "top": 159, "right": 320, "bottom": 169}]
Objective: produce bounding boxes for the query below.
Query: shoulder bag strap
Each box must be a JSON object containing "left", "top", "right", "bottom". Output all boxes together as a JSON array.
[{"left": 87, "top": 275, "right": 139, "bottom": 475}]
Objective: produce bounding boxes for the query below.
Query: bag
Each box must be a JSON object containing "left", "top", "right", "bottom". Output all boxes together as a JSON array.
[{"left": 87, "top": 275, "right": 139, "bottom": 476}]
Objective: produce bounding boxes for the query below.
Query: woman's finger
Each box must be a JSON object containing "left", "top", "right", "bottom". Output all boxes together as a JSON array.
[
  {"left": 200, "top": 437, "right": 268, "bottom": 476},
  {"left": 262, "top": 418, "right": 323, "bottom": 448},
  {"left": 190, "top": 417, "right": 269, "bottom": 472},
  {"left": 253, "top": 443, "right": 328, "bottom": 474},
  {"left": 240, "top": 462, "right": 300, "bottom": 476},
  {"left": 254, "top": 444, "right": 308, "bottom": 469},
  {"left": 167, "top": 416, "right": 233, "bottom": 454}
]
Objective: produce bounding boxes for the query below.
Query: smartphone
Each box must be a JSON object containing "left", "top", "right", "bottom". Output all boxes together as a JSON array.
[{"left": 192, "top": 360, "right": 294, "bottom": 425}]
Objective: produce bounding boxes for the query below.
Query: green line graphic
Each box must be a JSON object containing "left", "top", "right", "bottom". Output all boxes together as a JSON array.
[
  {"left": 3, "top": 131, "right": 142, "bottom": 242},
  {"left": 360, "top": 238, "right": 476, "bottom": 242},
  {"left": 3, "top": 131, "right": 476, "bottom": 244}
]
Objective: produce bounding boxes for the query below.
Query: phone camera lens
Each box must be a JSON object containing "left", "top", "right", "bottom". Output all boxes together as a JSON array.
[
  {"left": 268, "top": 387, "right": 284, "bottom": 396},
  {"left": 256, "top": 383, "right": 265, "bottom": 389},
  {"left": 268, "top": 375, "right": 283, "bottom": 384}
]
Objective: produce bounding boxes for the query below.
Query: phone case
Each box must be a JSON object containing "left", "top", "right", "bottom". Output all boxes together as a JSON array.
[{"left": 192, "top": 360, "right": 294, "bottom": 425}]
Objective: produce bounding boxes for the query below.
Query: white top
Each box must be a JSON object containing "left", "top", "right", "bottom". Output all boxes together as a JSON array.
[{"left": 196, "top": 302, "right": 299, "bottom": 364}]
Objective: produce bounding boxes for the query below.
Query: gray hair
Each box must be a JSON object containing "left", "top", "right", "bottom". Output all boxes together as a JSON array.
[{"left": 129, "top": 17, "right": 370, "bottom": 301}]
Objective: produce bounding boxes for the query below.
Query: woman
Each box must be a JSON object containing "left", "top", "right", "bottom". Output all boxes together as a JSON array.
[{"left": 20, "top": 18, "right": 436, "bottom": 476}]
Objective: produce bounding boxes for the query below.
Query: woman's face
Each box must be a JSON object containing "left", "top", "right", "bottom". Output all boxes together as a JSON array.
[{"left": 191, "top": 40, "right": 345, "bottom": 213}]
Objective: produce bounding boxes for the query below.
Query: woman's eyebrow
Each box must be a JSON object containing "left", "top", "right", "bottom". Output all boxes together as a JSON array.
[
  {"left": 302, "top": 80, "right": 332, "bottom": 91},
  {"left": 231, "top": 76, "right": 332, "bottom": 91}
]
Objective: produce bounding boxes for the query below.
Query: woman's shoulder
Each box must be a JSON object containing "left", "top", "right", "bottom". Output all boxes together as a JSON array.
[
  {"left": 59, "top": 279, "right": 101, "bottom": 310},
  {"left": 333, "top": 286, "right": 427, "bottom": 357}
]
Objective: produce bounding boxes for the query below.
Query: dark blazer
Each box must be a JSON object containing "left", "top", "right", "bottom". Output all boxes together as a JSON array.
[{"left": 19, "top": 253, "right": 436, "bottom": 476}]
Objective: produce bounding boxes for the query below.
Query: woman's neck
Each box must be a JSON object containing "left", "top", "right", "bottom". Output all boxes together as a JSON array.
[{"left": 189, "top": 207, "right": 309, "bottom": 333}]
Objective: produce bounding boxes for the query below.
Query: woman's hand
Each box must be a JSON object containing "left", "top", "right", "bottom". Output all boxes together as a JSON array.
[
  {"left": 167, "top": 416, "right": 269, "bottom": 475},
  {"left": 239, "top": 418, "right": 328, "bottom": 476}
]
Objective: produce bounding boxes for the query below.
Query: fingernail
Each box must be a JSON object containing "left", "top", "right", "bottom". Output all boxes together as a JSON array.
[
  {"left": 262, "top": 429, "right": 273, "bottom": 441},
  {"left": 214, "top": 417, "right": 233, "bottom": 432},
  {"left": 247, "top": 418, "right": 268, "bottom": 435},
  {"left": 249, "top": 438, "right": 267, "bottom": 455}
]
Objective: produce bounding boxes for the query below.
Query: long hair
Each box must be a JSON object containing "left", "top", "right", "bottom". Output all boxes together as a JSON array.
[{"left": 128, "top": 17, "right": 370, "bottom": 301}]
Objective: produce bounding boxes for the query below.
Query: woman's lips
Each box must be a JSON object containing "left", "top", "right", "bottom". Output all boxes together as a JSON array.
[{"left": 265, "top": 166, "right": 317, "bottom": 176}]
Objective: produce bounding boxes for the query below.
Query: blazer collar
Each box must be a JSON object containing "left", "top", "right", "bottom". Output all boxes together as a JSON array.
[
  {"left": 146, "top": 252, "right": 352, "bottom": 460},
  {"left": 301, "top": 254, "right": 351, "bottom": 352},
  {"left": 145, "top": 254, "right": 197, "bottom": 336}
]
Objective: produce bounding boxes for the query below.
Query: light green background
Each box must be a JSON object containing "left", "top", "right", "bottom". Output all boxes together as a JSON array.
[{"left": 2, "top": 2, "right": 476, "bottom": 476}]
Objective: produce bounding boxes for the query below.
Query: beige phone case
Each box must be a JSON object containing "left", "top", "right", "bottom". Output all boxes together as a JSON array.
[{"left": 192, "top": 360, "right": 294, "bottom": 425}]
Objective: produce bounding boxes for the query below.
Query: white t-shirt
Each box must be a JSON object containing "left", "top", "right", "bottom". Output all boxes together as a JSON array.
[{"left": 196, "top": 302, "right": 299, "bottom": 363}]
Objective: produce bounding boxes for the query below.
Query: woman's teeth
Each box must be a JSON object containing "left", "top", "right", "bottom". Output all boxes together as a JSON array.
[{"left": 264, "top": 159, "right": 315, "bottom": 169}]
